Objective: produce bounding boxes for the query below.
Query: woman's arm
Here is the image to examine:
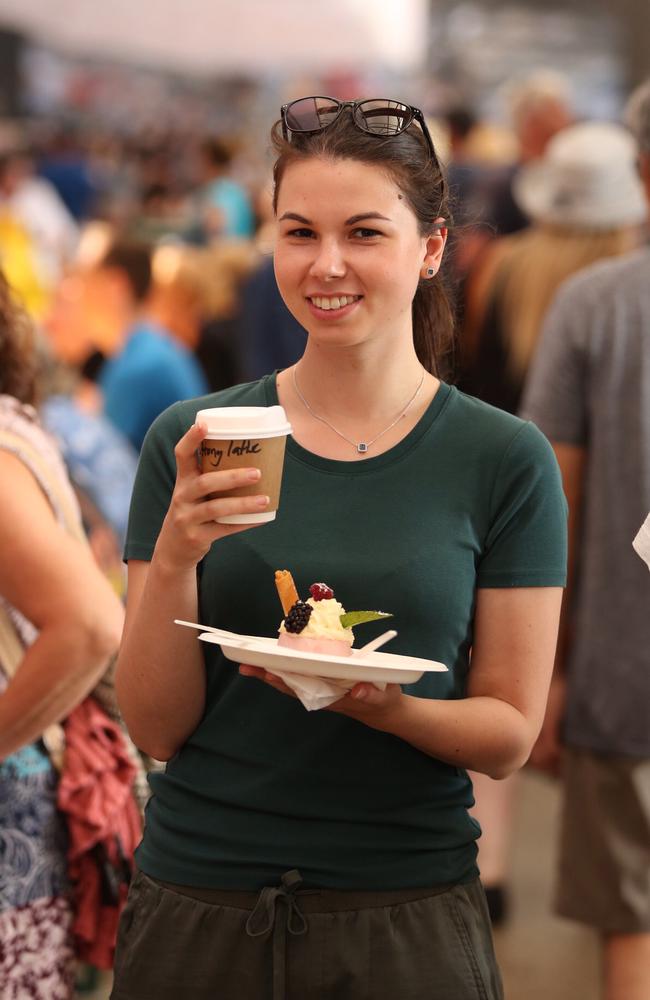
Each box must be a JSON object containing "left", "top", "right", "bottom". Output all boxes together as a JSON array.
[
  {"left": 115, "top": 422, "right": 271, "bottom": 761},
  {"left": 244, "top": 586, "right": 562, "bottom": 780},
  {"left": 0, "top": 451, "right": 124, "bottom": 760}
]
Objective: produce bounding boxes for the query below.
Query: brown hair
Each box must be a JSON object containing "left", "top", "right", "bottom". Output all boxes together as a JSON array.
[
  {"left": 0, "top": 270, "right": 38, "bottom": 405},
  {"left": 271, "top": 110, "right": 455, "bottom": 378},
  {"left": 100, "top": 241, "right": 152, "bottom": 304}
]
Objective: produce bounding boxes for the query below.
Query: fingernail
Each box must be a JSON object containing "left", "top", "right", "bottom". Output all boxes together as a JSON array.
[
  {"left": 256, "top": 495, "right": 270, "bottom": 506},
  {"left": 247, "top": 469, "right": 262, "bottom": 481},
  {"left": 352, "top": 687, "right": 366, "bottom": 700}
]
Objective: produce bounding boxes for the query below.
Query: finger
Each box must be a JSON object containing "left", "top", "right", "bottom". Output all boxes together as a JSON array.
[
  {"left": 239, "top": 665, "right": 266, "bottom": 679},
  {"left": 186, "top": 515, "right": 268, "bottom": 550},
  {"left": 186, "top": 467, "right": 262, "bottom": 502},
  {"left": 198, "top": 494, "right": 270, "bottom": 524},
  {"left": 174, "top": 422, "right": 208, "bottom": 479}
]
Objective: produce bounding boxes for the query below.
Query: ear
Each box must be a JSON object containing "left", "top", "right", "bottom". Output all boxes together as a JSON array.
[{"left": 421, "top": 217, "right": 448, "bottom": 278}]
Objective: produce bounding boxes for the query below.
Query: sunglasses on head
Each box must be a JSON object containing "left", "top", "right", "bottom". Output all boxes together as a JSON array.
[{"left": 281, "top": 96, "right": 440, "bottom": 169}]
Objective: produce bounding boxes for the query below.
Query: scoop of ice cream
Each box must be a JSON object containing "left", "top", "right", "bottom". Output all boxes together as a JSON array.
[{"left": 280, "top": 597, "right": 354, "bottom": 646}]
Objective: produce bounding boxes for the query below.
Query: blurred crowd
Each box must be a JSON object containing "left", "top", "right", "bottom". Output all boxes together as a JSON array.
[
  {"left": 1, "top": 66, "right": 649, "bottom": 998},
  {"left": 0, "top": 68, "right": 642, "bottom": 586}
]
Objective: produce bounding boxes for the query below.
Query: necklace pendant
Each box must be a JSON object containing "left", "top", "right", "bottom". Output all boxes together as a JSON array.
[{"left": 357, "top": 442, "right": 368, "bottom": 453}]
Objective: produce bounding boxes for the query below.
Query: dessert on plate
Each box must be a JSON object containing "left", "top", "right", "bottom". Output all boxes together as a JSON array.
[{"left": 275, "top": 569, "right": 391, "bottom": 657}]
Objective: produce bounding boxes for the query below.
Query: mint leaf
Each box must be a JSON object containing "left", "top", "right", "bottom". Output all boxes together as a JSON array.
[{"left": 339, "top": 610, "right": 393, "bottom": 629}]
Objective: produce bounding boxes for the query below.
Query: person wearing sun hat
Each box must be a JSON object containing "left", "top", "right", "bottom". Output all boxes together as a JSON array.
[
  {"left": 513, "top": 120, "right": 646, "bottom": 231},
  {"left": 460, "top": 119, "right": 646, "bottom": 416},
  {"left": 521, "top": 80, "right": 650, "bottom": 1000}
]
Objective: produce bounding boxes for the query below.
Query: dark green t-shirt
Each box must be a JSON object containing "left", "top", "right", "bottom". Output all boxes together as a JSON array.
[{"left": 126, "top": 376, "right": 567, "bottom": 890}]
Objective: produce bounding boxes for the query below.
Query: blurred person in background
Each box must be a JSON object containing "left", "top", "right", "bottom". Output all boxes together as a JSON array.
[
  {"left": 238, "top": 252, "right": 308, "bottom": 380},
  {"left": 237, "top": 185, "right": 308, "bottom": 379},
  {"left": 37, "top": 323, "right": 139, "bottom": 573},
  {"left": 460, "top": 117, "right": 646, "bottom": 926},
  {"left": 0, "top": 137, "right": 78, "bottom": 304},
  {"left": 487, "top": 70, "right": 574, "bottom": 236},
  {"left": 444, "top": 105, "right": 482, "bottom": 215},
  {"left": 92, "top": 240, "right": 208, "bottom": 450},
  {"left": 190, "top": 240, "right": 259, "bottom": 391},
  {"left": 195, "top": 137, "right": 255, "bottom": 241},
  {"left": 37, "top": 126, "right": 100, "bottom": 224},
  {"left": 0, "top": 269, "right": 124, "bottom": 998},
  {"left": 461, "top": 121, "right": 646, "bottom": 414},
  {"left": 520, "top": 79, "right": 650, "bottom": 1000}
]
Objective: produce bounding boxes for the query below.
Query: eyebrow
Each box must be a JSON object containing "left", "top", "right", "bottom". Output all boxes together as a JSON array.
[{"left": 278, "top": 211, "right": 392, "bottom": 225}]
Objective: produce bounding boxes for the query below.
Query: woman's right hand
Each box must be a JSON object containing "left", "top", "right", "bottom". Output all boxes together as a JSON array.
[{"left": 154, "top": 421, "right": 270, "bottom": 573}]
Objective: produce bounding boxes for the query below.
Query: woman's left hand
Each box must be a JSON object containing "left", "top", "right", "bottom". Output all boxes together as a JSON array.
[{"left": 238, "top": 665, "right": 404, "bottom": 729}]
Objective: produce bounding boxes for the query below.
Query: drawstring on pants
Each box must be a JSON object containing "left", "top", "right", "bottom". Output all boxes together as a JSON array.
[{"left": 245, "top": 869, "right": 308, "bottom": 1000}]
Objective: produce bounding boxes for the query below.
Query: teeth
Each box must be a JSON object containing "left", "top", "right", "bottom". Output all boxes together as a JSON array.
[{"left": 312, "top": 295, "right": 359, "bottom": 310}]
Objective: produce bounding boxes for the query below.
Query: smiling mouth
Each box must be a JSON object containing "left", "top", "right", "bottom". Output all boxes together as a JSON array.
[{"left": 308, "top": 294, "right": 362, "bottom": 311}]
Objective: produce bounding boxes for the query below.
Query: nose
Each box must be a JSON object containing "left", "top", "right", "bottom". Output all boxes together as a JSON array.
[{"left": 309, "top": 237, "right": 346, "bottom": 282}]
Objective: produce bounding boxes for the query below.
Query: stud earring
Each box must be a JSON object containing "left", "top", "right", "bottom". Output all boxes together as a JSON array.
[{"left": 425, "top": 266, "right": 436, "bottom": 278}]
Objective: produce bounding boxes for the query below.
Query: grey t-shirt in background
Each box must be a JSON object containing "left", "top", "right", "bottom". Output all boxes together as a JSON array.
[{"left": 521, "top": 247, "right": 650, "bottom": 757}]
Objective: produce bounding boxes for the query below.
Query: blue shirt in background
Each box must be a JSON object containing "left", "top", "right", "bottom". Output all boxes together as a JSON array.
[
  {"left": 100, "top": 322, "right": 208, "bottom": 451},
  {"left": 203, "top": 177, "right": 255, "bottom": 238}
]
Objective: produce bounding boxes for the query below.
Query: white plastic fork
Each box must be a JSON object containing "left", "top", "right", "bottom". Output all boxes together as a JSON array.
[
  {"left": 174, "top": 620, "right": 259, "bottom": 645},
  {"left": 354, "top": 629, "right": 398, "bottom": 656}
]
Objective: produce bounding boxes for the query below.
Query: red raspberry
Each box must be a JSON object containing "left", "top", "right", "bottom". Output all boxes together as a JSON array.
[{"left": 309, "top": 582, "right": 334, "bottom": 602}]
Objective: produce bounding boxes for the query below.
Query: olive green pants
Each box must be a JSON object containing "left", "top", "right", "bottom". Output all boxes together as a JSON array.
[{"left": 111, "top": 869, "right": 503, "bottom": 1000}]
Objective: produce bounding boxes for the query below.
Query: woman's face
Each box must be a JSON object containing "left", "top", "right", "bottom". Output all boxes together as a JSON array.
[{"left": 274, "top": 157, "right": 444, "bottom": 353}]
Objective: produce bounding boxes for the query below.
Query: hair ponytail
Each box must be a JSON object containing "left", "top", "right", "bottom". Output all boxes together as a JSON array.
[{"left": 413, "top": 270, "right": 455, "bottom": 380}]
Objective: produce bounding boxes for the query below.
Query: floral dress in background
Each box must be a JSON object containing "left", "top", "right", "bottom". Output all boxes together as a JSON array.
[{"left": 0, "top": 396, "right": 77, "bottom": 998}]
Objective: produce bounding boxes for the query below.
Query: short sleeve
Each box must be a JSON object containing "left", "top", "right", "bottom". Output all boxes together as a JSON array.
[
  {"left": 477, "top": 421, "right": 567, "bottom": 587},
  {"left": 520, "top": 283, "right": 588, "bottom": 445},
  {"left": 123, "top": 403, "right": 185, "bottom": 562}
]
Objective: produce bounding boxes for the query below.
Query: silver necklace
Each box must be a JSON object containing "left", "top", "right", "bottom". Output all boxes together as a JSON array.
[{"left": 292, "top": 365, "right": 426, "bottom": 454}]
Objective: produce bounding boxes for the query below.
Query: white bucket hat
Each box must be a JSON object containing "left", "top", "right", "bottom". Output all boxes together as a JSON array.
[{"left": 513, "top": 121, "right": 647, "bottom": 230}]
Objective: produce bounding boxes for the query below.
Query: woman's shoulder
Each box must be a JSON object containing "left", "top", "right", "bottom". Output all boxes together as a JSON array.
[{"left": 446, "top": 385, "right": 555, "bottom": 466}]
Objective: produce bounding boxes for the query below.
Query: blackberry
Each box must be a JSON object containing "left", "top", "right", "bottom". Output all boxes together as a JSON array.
[{"left": 284, "top": 600, "right": 313, "bottom": 634}]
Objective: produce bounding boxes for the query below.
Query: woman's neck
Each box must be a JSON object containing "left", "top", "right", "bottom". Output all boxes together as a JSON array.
[
  {"left": 288, "top": 342, "right": 429, "bottom": 421},
  {"left": 276, "top": 342, "right": 440, "bottom": 461}
]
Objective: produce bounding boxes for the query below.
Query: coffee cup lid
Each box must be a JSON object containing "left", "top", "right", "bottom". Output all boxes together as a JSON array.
[{"left": 196, "top": 405, "right": 292, "bottom": 439}]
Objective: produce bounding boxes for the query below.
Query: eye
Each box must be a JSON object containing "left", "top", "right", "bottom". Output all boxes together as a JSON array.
[
  {"left": 285, "top": 227, "right": 315, "bottom": 239},
  {"left": 350, "top": 227, "right": 383, "bottom": 239}
]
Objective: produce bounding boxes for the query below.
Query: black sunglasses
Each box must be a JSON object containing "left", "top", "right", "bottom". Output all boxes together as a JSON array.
[{"left": 281, "top": 96, "right": 440, "bottom": 170}]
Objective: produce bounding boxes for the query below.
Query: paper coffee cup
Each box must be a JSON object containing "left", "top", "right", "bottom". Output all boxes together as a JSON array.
[{"left": 196, "top": 406, "right": 292, "bottom": 524}]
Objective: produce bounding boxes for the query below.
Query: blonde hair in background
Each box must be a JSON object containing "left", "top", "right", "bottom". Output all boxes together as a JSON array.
[
  {"left": 496, "top": 224, "right": 640, "bottom": 382},
  {"left": 149, "top": 240, "right": 259, "bottom": 349}
]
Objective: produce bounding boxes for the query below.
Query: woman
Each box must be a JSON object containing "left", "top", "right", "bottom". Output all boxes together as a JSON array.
[
  {"left": 0, "top": 271, "right": 124, "bottom": 996},
  {"left": 112, "top": 97, "right": 567, "bottom": 1000}
]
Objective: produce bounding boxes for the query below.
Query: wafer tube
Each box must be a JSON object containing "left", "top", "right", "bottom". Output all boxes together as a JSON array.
[{"left": 275, "top": 570, "right": 299, "bottom": 615}]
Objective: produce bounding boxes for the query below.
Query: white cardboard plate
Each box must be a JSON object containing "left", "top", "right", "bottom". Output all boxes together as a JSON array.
[{"left": 199, "top": 632, "right": 447, "bottom": 684}]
